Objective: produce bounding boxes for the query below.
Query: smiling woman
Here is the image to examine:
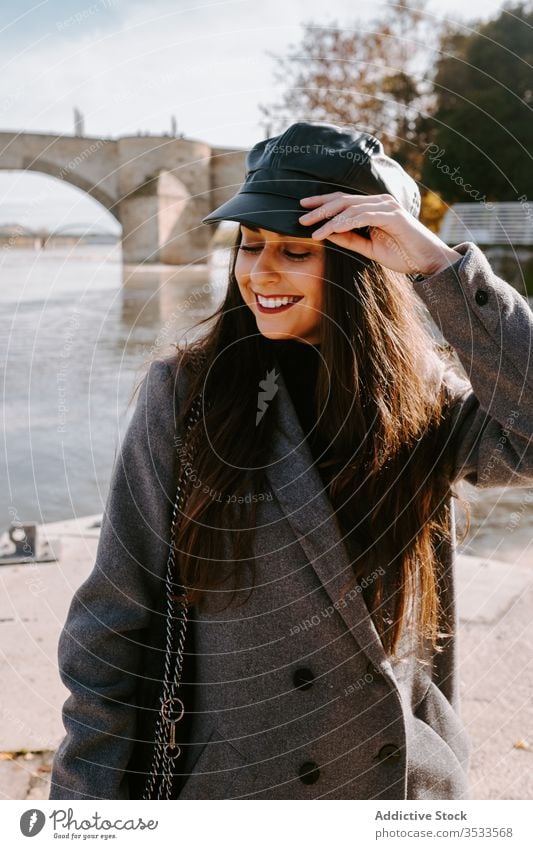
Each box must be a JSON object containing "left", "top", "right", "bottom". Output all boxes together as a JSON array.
[
  {"left": 49, "top": 121, "right": 533, "bottom": 803},
  {"left": 235, "top": 224, "right": 325, "bottom": 343}
]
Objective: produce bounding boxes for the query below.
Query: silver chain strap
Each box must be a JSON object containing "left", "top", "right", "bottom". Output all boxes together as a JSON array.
[{"left": 143, "top": 358, "right": 205, "bottom": 800}]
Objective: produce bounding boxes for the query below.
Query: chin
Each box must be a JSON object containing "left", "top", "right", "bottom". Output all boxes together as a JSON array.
[{"left": 258, "top": 329, "right": 294, "bottom": 340}]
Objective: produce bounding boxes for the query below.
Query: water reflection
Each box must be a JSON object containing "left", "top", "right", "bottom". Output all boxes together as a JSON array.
[{"left": 119, "top": 255, "right": 229, "bottom": 351}]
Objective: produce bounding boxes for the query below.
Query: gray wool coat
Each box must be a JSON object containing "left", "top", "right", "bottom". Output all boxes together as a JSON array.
[{"left": 49, "top": 241, "right": 533, "bottom": 800}]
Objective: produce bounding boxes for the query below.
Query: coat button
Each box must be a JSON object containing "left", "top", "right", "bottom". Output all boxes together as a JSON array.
[
  {"left": 298, "top": 761, "right": 320, "bottom": 784},
  {"left": 377, "top": 744, "right": 402, "bottom": 763},
  {"left": 475, "top": 289, "right": 489, "bottom": 305},
  {"left": 293, "top": 667, "right": 315, "bottom": 690}
]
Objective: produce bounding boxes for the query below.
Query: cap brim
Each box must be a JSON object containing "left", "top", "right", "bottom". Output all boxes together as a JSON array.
[{"left": 202, "top": 192, "right": 316, "bottom": 239}]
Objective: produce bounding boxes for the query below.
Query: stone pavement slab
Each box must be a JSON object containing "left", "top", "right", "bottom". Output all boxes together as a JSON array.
[
  {"left": 0, "top": 515, "right": 100, "bottom": 752},
  {"left": 458, "top": 567, "right": 533, "bottom": 799},
  {"left": 456, "top": 552, "right": 532, "bottom": 624},
  {"left": 0, "top": 751, "right": 54, "bottom": 801},
  {"left": 0, "top": 518, "right": 531, "bottom": 799}
]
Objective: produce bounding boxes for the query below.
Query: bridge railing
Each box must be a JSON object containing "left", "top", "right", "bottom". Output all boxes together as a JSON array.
[{"left": 439, "top": 202, "right": 533, "bottom": 247}]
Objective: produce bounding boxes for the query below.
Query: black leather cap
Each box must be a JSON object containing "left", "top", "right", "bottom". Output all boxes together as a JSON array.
[{"left": 202, "top": 121, "right": 420, "bottom": 238}]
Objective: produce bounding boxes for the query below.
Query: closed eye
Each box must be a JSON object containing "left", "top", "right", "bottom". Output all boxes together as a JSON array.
[{"left": 240, "top": 245, "right": 311, "bottom": 261}]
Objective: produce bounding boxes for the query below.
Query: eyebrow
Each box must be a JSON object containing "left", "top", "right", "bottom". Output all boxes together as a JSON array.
[
  {"left": 239, "top": 224, "right": 306, "bottom": 240},
  {"left": 238, "top": 223, "right": 317, "bottom": 246}
]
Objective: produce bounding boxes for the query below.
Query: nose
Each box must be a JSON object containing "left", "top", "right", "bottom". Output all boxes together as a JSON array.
[{"left": 248, "top": 243, "right": 281, "bottom": 284}]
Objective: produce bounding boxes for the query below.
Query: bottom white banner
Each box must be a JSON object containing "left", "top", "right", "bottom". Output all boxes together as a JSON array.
[{"left": 3, "top": 799, "right": 532, "bottom": 848}]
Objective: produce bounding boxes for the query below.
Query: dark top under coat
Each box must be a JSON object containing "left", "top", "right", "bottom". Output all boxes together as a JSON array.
[{"left": 270, "top": 338, "right": 328, "bottom": 470}]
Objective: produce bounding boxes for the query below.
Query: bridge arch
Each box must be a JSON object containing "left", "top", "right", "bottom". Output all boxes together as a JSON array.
[
  {"left": 19, "top": 156, "right": 118, "bottom": 218},
  {"left": 0, "top": 131, "right": 246, "bottom": 263}
]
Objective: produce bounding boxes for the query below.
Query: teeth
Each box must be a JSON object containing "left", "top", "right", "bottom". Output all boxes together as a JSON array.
[{"left": 257, "top": 294, "right": 301, "bottom": 308}]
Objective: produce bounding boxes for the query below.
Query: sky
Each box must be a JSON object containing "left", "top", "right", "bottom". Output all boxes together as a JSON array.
[{"left": 0, "top": 0, "right": 516, "bottom": 232}]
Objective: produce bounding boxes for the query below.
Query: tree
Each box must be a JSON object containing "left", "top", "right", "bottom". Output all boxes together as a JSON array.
[
  {"left": 258, "top": 1, "right": 441, "bottom": 176},
  {"left": 420, "top": 2, "right": 533, "bottom": 202}
]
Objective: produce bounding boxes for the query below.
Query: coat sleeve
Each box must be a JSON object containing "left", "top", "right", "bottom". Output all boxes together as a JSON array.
[
  {"left": 49, "top": 358, "right": 180, "bottom": 799},
  {"left": 412, "top": 242, "right": 533, "bottom": 488}
]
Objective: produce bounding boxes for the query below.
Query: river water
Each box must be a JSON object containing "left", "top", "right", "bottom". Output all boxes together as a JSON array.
[{"left": 1, "top": 245, "right": 532, "bottom": 566}]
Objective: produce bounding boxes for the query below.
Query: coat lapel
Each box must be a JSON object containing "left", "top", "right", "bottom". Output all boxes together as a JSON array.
[{"left": 264, "top": 363, "right": 391, "bottom": 674}]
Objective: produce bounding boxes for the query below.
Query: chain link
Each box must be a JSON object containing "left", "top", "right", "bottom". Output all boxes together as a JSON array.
[{"left": 143, "top": 353, "right": 206, "bottom": 800}]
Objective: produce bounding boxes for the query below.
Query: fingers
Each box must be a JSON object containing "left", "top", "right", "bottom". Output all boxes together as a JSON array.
[
  {"left": 299, "top": 192, "right": 393, "bottom": 205},
  {"left": 325, "top": 231, "right": 376, "bottom": 260},
  {"left": 299, "top": 192, "right": 345, "bottom": 207},
  {"left": 311, "top": 210, "right": 397, "bottom": 239},
  {"left": 299, "top": 194, "right": 350, "bottom": 222},
  {"left": 299, "top": 195, "right": 400, "bottom": 231},
  {"left": 299, "top": 192, "right": 397, "bottom": 213},
  {"left": 299, "top": 196, "right": 351, "bottom": 227}
]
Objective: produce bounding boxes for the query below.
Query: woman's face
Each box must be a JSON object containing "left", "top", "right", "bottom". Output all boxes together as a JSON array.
[{"left": 234, "top": 223, "right": 326, "bottom": 344}]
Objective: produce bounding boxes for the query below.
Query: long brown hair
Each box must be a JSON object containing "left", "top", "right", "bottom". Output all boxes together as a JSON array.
[{"left": 166, "top": 226, "right": 470, "bottom": 657}]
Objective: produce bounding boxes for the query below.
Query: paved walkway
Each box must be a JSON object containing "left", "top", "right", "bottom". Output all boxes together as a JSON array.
[{"left": 1, "top": 515, "right": 531, "bottom": 800}]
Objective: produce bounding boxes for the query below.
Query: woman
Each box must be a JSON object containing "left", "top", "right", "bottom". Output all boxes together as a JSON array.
[{"left": 49, "top": 122, "right": 533, "bottom": 800}]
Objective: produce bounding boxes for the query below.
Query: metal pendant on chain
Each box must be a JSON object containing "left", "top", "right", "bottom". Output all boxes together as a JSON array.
[{"left": 142, "top": 356, "right": 206, "bottom": 800}]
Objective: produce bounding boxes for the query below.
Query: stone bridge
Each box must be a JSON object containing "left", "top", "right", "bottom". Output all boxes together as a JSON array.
[{"left": 0, "top": 131, "right": 247, "bottom": 264}]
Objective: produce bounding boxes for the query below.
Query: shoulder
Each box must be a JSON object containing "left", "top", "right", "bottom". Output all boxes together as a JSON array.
[
  {"left": 137, "top": 348, "right": 198, "bottom": 410},
  {"left": 142, "top": 355, "right": 174, "bottom": 397},
  {"left": 126, "top": 357, "right": 179, "bottom": 457},
  {"left": 132, "top": 357, "right": 174, "bottom": 421}
]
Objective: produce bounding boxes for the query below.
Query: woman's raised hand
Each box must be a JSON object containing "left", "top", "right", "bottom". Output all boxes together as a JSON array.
[{"left": 298, "top": 192, "right": 462, "bottom": 277}]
